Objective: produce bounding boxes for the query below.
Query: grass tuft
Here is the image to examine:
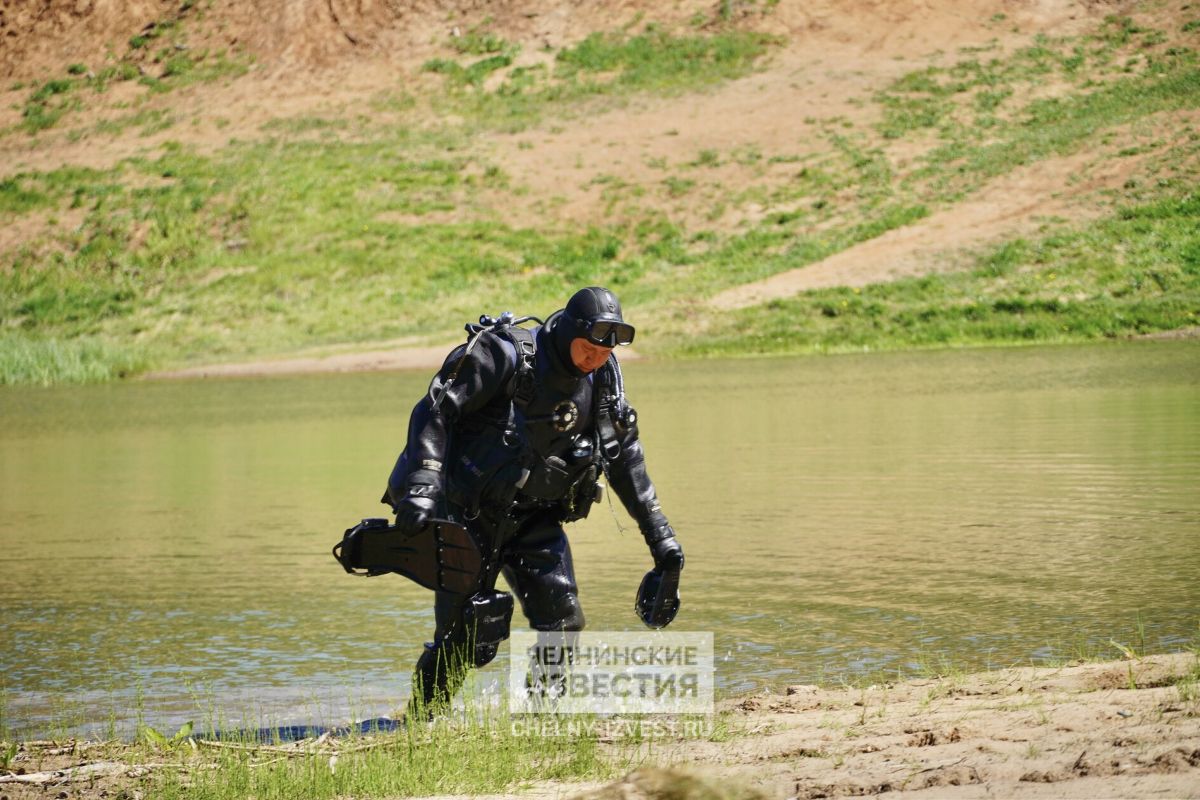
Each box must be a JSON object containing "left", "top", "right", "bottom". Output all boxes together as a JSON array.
[
  {"left": 418, "top": 26, "right": 777, "bottom": 131},
  {"left": 555, "top": 26, "right": 775, "bottom": 91},
  {"left": 0, "top": 335, "right": 151, "bottom": 386}
]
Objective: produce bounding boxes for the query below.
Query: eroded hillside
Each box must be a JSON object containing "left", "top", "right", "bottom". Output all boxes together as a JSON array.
[{"left": 1, "top": 0, "right": 1197, "bottom": 383}]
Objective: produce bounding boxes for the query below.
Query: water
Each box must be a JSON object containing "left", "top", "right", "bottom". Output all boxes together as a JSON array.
[{"left": 2, "top": 342, "right": 1198, "bottom": 738}]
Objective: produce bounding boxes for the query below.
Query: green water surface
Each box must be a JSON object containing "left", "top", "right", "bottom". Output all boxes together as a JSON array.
[{"left": 1, "top": 341, "right": 1198, "bottom": 738}]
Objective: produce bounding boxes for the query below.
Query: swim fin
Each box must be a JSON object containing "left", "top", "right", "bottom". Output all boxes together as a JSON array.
[{"left": 332, "top": 518, "right": 481, "bottom": 594}]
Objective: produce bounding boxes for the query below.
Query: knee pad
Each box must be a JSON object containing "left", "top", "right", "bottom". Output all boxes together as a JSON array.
[
  {"left": 462, "top": 590, "right": 514, "bottom": 657},
  {"left": 531, "top": 594, "right": 585, "bottom": 633}
]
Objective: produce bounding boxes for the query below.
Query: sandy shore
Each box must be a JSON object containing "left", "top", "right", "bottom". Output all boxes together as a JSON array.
[
  {"left": 142, "top": 342, "right": 463, "bottom": 380},
  {"left": 657, "top": 651, "right": 1200, "bottom": 799},
  {"left": 144, "top": 344, "right": 645, "bottom": 380},
  {"left": 3, "top": 654, "right": 1197, "bottom": 799}
]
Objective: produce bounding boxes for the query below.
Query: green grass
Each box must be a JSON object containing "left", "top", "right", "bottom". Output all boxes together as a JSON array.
[
  {"left": 422, "top": 54, "right": 515, "bottom": 88},
  {"left": 0, "top": 177, "right": 52, "bottom": 213},
  {"left": 1175, "top": 650, "right": 1200, "bottom": 704},
  {"left": 869, "top": 18, "right": 1200, "bottom": 203},
  {"left": 0, "top": 654, "right": 662, "bottom": 797},
  {"left": 0, "top": 702, "right": 620, "bottom": 799},
  {"left": 420, "top": 26, "right": 778, "bottom": 131},
  {"left": 554, "top": 25, "right": 773, "bottom": 90},
  {"left": 21, "top": 78, "right": 79, "bottom": 132},
  {"left": 449, "top": 26, "right": 516, "bottom": 57},
  {"left": 148, "top": 717, "right": 613, "bottom": 799},
  {"left": 0, "top": 334, "right": 149, "bottom": 386},
  {"left": 0, "top": 134, "right": 642, "bottom": 370},
  {"left": 910, "top": 62, "right": 1200, "bottom": 200},
  {"left": 88, "top": 107, "right": 177, "bottom": 138},
  {"left": 0, "top": 711, "right": 744, "bottom": 800},
  {"left": 17, "top": 47, "right": 248, "bottom": 135}
]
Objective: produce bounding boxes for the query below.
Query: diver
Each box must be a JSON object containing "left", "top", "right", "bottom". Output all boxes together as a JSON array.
[{"left": 381, "top": 286, "right": 684, "bottom": 714}]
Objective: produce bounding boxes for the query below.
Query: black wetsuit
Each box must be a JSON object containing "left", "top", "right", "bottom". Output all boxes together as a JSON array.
[{"left": 384, "top": 314, "right": 671, "bottom": 709}]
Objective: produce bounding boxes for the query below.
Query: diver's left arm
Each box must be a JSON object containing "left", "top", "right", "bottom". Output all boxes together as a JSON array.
[{"left": 605, "top": 430, "right": 684, "bottom": 572}]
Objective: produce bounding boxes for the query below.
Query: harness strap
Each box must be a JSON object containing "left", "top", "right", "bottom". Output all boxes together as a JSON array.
[
  {"left": 430, "top": 328, "right": 487, "bottom": 414},
  {"left": 594, "top": 356, "right": 623, "bottom": 461},
  {"left": 497, "top": 326, "right": 537, "bottom": 408}
]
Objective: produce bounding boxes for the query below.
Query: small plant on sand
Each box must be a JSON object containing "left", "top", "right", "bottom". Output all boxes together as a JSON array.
[
  {"left": 449, "top": 26, "right": 515, "bottom": 57},
  {"left": 1173, "top": 630, "right": 1200, "bottom": 705},
  {"left": 703, "top": 712, "right": 737, "bottom": 743},
  {"left": 856, "top": 690, "right": 869, "bottom": 726},
  {"left": 0, "top": 741, "right": 17, "bottom": 772},
  {"left": 1109, "top": 614, "right": 1149, "bottom": 689},
  {"left": 1177, "top": 669, "right": 1199, "bottom": 704},
  {"left": 139, "top": 720, "right": 195, "bottom": 750},
  {"left": 21, "top": 78, "right": 78, "bottom": 132}
]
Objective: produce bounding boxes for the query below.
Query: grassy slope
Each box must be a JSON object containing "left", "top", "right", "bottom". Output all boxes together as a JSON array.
[{"left": 1, "top": 8, "right": 1198, "bottom": 384}]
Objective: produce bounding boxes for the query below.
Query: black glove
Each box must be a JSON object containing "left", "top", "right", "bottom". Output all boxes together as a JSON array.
[
  {"left": 396, "top": 484, "right": 439, "bottom": 536},
  {"left": 644, "top": 524, "right": 684, "bottom": 571},
  {"left": 637, "top": 524, "right": 683, "bottom": 629}
]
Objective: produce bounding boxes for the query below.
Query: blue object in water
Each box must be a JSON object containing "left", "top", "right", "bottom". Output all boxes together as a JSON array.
[{"left": 204, "top": 716, "right": 403, "bottom": 744}]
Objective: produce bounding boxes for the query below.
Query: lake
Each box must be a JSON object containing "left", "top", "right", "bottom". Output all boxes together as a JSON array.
[{"left": 2, "top": 341, "right": 1198, "bottom": 738}]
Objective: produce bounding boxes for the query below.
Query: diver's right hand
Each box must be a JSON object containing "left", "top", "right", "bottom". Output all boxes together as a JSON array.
[{"left": 396, "top": 486, "right": 439, "bottom": 536}]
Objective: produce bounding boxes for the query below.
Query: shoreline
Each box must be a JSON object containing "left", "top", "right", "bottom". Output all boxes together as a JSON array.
[
  {"left": 141, "top": 343, "right": 647, "bottom": 381},
  {"left": 3, "top": 653, "right": 1197, "bottom": 799},
  {"left": 142, "top": 341, "right": 466, "bottom": 380},
  {"left": 135, "top": 330, "right": 1199, "bottom": 383}
]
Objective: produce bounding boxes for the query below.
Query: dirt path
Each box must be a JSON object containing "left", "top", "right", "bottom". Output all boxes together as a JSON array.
[{"left": 708, "top": 113, "right": 1197, "bottom": 309}]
